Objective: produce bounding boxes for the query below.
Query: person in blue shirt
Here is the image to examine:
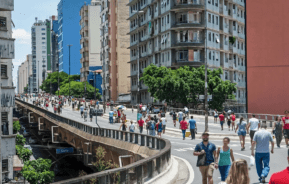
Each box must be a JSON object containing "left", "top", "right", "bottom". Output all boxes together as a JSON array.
[
  {"left": 109, "top": 110, "right": 114, "bottom": 124},
  {"left": 189, "top": 116, "right": 197, "bottom": 140},
  {"left": 194, "top": 132, "right": 217, "bottom": 184},
  {"left": 80, "top": 105, "right": 84, "bottom": 118}
]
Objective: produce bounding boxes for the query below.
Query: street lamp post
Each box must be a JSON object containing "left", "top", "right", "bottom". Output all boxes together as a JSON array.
[
  {"left": 68, "top": 45, "right": 73, "bottom": 99},
  {"left": 38, "top": 60, "right": 40, "bottom": 94},
  {"left": 48, "top": 53, "right": 53, "bottom": 96},
  {"left": 204, "top": 2, "right": 209, "bottom": 132}
]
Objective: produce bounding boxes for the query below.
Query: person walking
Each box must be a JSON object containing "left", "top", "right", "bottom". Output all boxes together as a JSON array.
[
  {"left": 272, "top": 116, "right": 283, "bottom": 148},
  {"left": 193, "top": 132, "right": 216, "bottom": 184},
  {"left": 226, "top": 112, "right": 231, "bottom": 131},
  {"left": 161, "top": 115, "right": 167, "bottom": 134},
  {"left": 235, "top": 117, "right": 247, "bottom": 151},
  {"left": 268, "top": 149, "right": 289, "bottom": 184},
  {"left": 252, "top": 122, "right": 274, "bottom": 183},
  {"left": 247, "top": 114, "right": 260, "bottom": 150},
  {"left": 54, "top": 105, "right": 57, "bottom": 114},
  {"left": 219, "top": 112, "right": 225, "bottom": 131},
  {"left": 83, "top": 108, "right": 88, "bottom": 122},
  {"left": 180, "top": 117, "right": 188, "bottom": 140},
  {"left": 282, "top": 110, "right": 289, "bottom": 148},
  {"left": 45, "top": 102, "right": 49, "bottom": 110},
  {"left": 80, "top": 105, "right": 84, "bottom": 118},
  {"left": 109, "top": 109, "right": 114, "bottom": 124},
  {"left": 214, "top": 109, "right": 218, "bottom": 124},
  {"left": 225, "top": 159, "right": 250, "bottom": 184},
  {"left": 147, "top": 117, "right": 155, "bottom": 136},
  {"left": 231, "top": 112, "right": 236, "bottom": 131},
  {"left": 184, "top": 106, "right": 189, "bottom": 118},
  {"left": 189, "top": 116, "right": 197, "bottom": 140},
  {"left": 153, "top": 115, "right": 158, "bottom": 135},
  {"left": 129, "top": 121, "right": 135, "bottom": 132},
  {"left": 57, "top": 104, "right": 61, "bottom": 115},
  {"left": 132, "top": 105, "right": 134, "bottom": 113},
  {"left": 215, "top": 137, "right": 235, "bottom": 182},
  {"left": 156, "top": 119, "right": 163, "bottom": 138},
  {"left": 172, "top": 111, "right": 177, "bottom": 127},
  {"left": 72, "top": 101, "right": 75, "bottom": 111},
  {"left": 119, "top": 120, "right": 127, "bottom": 137},
  {"left": 138, "top": 117, "right": 144, "bottom": 134},
  {"left": 178, "top": 110, "right": 184, "bottom": 123}
]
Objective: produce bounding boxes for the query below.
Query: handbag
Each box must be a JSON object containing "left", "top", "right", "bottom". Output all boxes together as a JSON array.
[{"left": 197, "top": 152, "right": 207, "bottom": 167}]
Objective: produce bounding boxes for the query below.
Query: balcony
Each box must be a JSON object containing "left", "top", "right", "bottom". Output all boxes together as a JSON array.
[
  {"left": 0, "top": 38, "right": 15, "bottom": 59},
  {"left": 172, "top": 59, "right": 204, "bottom": 67},
  {"left": 238, "top": 82, "right": 246, "bottom": 88},
  {"left": 1, "top": 86, "right": 15, "bottom": 108},
  {"left": 0, "top": 0, "right": 14, "bottom": 11},
  {"left": 172, "top": 22, "right": 205, "bottom": 29},
  {"left": 238, "top": 65, "right": 245, "bottom": 72},
  {"left": 173, "top": 41, "right": 204, "bottom": 48},
  {"left": 172, "top": 0, "right": 204, "bottom": 10}
]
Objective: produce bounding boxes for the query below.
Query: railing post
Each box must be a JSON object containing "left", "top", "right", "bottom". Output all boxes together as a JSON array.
[
  {"left": 125, "top": 132, "right": 128, "bottom": 141},
  {"left": 116, "top": 131, "right": 119, "bottom": 139},
  {"left": 146, "top": 136, "right": 150, "bottom": 147},
  {"left": 130, "top": 133, "right": 133, "bottom": 143},
  {"left": 147, "top": 160, "right": 153, "bottom": 179},
  {"left": 141, "top": 135, "right": 145, "bottom": 146},
  {"left": 109, "top": 129, "right": 111, "bottom": 137},
  {"left": 152, "top": 137, "right": 155, "bottom": 148},
  {"left": 113, "top": 130, "right": 115, "bottom": 139},
  {"left": 120, "top": 131, "right": 124, "bottom": 140},
  {"left": 157, "top": 139, "right": 160, "bottom": 149}
]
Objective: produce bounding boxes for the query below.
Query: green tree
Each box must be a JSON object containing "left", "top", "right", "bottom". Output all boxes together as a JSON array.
[
  {"left": 59, "top": 81, "right": 101, "bottom": 99},
  {"left": 13, "top": 120, "right": 21, "bottom": 133},
  {"left": 141, "top": 64, "right": 236, "bottom": 110},
  {"left": 16, "top": 134, "right": 26, "bottom": 146},
  {"left": 24, "top": 84, "right": 28, "bottom": 93},
  {"left": 21, "top": 158, "right": 55, "bottom": 184},
  {"left": 16, "top": 145, "right": 32, "bottom": 162}
]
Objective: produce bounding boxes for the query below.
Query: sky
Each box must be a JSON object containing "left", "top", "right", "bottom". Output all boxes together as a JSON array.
[{"left": 12, "top": 0, "right": 59, "bottom": 92}]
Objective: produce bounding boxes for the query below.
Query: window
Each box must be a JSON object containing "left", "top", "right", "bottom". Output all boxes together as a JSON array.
[
  {"left": 168, "top": 52, "right": 170, "bottom": 61},
  {"left": 215, "top": 0, "right": 218, "bottom": 6},
  {"left": 212, "top": 52, "right": 215, "bottom": 60},
  {"left": 42, "top": 46, "right": 46, "bottom": 49},
  {"left": 215, "top": 34, "right": 219, "bottom": 43},
  {"left": 212, "top": 33, "right": 214, "bottom": 42},
  {"left": 42, "top": 42, "right": 45, "bottom": 44},
  {"left": 208, "top": 0, "right": 211, "bottom": 4},
  {"left": 42, "top": 33, "right": 45, "bottom": 35},
  {"left": 208, "top": 32, "right": 211, "bottom": 41},
  {"left": 42, "top": 37, "right": 45, "bottom": 40},
  {"left": 0, "top": 17, "right": 7, "bottom": 29},
  {"left": 216, "top": 16, "right": 218, "bottom": 25},
  {"left": 1, "top": 65, "right": 7, "bottom": 78},
  {"left": 2, "top": 159, "right": 8, "bottom": 172},
  {"left": 167, "top": 14, "right": 169, "bottom": 23},
  {"left": 225, "top": 72, "right": 228, "bottom": 80},
  {"left": 167, "top": 0, "right": 169, "bottom": 4},
  {"left": 209, "top": 51, "right": 211, "bottom": 60},
  {"left": 212, "top": 15, "right": 214, "bottom": 24},
  {"left": 42, "top": 51, "right": 46, "bottom": 54},
  {"left": 208, "top": 14, "right": 211, "bottom": 23},
  {"left": 1, "top": 112, "right": 8, "bottom": 135},
  {"left": 162, "top": 17, "right": 164, "bottom": 26},
  {"left": 41, "top": 28, "right": 45, "bottom": 31}
]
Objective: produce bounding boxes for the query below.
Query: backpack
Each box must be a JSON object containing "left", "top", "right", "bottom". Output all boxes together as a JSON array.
[{"left": 149, "top": 122, "right": 155, "bottom": 130}]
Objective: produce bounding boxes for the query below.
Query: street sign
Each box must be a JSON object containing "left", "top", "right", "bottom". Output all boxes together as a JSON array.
[
  {"left": 56, "top": 147, "right": 74, "bottom": 154},
  {"left": 208, "top": 95, "right": 212, "bottom": 99},
  {"left": 199, "top": 95, "right": 204, "bottom": 100}
]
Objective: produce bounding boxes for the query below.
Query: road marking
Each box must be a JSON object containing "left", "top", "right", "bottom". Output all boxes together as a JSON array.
[
  {"left": 233, "top": 152, "right": 251, "bottom": 158},
  {"left": 173, "top": 155, "right": 195, "bottom": 184}
]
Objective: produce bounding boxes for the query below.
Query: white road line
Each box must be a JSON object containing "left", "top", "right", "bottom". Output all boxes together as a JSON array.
[
  {"left": 173, "top": 155, "right": 195, "bottom": 184},
  {"left": 234, "top": 152, "right": 251, "bottom": 158}
]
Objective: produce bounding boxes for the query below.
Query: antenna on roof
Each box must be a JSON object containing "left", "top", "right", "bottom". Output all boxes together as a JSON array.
[{"left": 35, "top": 17, "right": 38, "bottom": 23}]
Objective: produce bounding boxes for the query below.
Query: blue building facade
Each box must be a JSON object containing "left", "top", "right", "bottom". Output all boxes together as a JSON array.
[
  {"left": 57, "top": 0, "right": 91, "bottom": 75},
  {"left": 87, "top": 66, "right": 102, "bottom": 95}
]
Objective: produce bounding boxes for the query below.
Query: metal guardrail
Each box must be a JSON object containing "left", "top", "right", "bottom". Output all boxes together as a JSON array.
[{"left": 15, "top": 98, "right": 171, "bottom": 184}]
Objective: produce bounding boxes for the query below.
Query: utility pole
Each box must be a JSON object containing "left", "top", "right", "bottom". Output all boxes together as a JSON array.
[
  {"left": 94, "top": 72, "right": 96, "bottom": 100},
  {"left": 38, "top": 60, "right": 40, "bottom": 94},
  {"left": 204, "top": 1, "right": 209, "bottom": 132},
  {"left": 68, "top": 45, "right": 72, "bottom": 98}
]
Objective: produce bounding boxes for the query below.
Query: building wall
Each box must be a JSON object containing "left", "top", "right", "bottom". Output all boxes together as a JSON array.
[
  {"left": 247, "top": 0, "right": 289, "bottom": 114},
  {"left": 87, "top": 66, "right": 102, "bottom": 95},
  {"left": 88, "top": 5, "right": 101, "bottom": 66},
  {"left": 58, "top": 0, "right": 91, "bottom": 75}
]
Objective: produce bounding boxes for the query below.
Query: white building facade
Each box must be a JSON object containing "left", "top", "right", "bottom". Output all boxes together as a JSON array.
[
  {"left": 0, "top": 0, "right": 16, "bottom": 181},
  {"left": 128, "top": 0, "right": 246, "bottom": 112}
]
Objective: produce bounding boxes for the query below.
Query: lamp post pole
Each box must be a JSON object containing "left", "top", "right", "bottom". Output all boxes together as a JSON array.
[
  {"left": 204, "top": 1, "right": 208, "bottom": 132},
  {"left": 94, "top": 72, "right": 96, "bottom": 101},
  {"left": 38, "top": 60, "right": 40, "bottom": 94},
  {"left": 68, "top": 45, "right": 73, "bottom": 99}
]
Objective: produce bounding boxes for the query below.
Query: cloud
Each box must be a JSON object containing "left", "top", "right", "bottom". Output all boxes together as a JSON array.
[{"left": 12, "top": 28, "right": 31, "bottom": 45}]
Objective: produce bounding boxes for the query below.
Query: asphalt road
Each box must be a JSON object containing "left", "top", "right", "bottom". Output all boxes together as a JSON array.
[{"left": 23, "top": 98, "right": 288, "bottom": 184}]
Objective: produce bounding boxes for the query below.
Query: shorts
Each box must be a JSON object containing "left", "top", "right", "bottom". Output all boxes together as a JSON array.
[
  {"left": 227, "top": 121, "right": 231, "bottom": 126},
  {"left": 199, "top": 163, "right": 215, "bottom": 178},
  {"left": 283, "top": 129, "right": 289, "bottom": 139},
  {"left": 90, "top": 115, "right": 93, "bottom": 119},
  {"left": 238, "top": 130, "right": 246, "bottom": 136},
  {"left": 250, "top": 130, "right": 256, "bottom": 139},
  {"left": 163, "top": 125, "right": 166, "bottom": 130},
  {"left": 220, "top": 121, "right": 224, "bottom": 126},
  {"left": 214, "top": 115, "right": 218, "bottom": 118},
  {"left": 81, "top": 111, "right": 83, "bottom": 115},
  {"left": 185, "top": 111, "right": 188, "bottom": 114},
  {"left": 158, "top": 129, "right": 162, "bottom": 133}
]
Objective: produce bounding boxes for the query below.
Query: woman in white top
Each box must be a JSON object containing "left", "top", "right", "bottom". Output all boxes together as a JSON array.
[{"left": 214, "top": 109, "right": 218, "bottom": 124}]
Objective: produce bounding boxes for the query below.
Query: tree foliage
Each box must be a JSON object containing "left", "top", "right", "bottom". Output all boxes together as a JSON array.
[
  {"left": 21, "top": 158, "right": 55, "bottom": 184},
  {"left": 16, "top": 134, "right": 26, "bottom": 146},
  {"left": 13, "top": 120, "right": 21, "bottom": 133},
  {"left": 140, "top": 64, "right": 237, "bottom": 110},
  {"left": 16, "top": 145, "right": 32, "bottom": 162},
  {"left": 59, "top": 81, "right": 101, "bottom": 99}
]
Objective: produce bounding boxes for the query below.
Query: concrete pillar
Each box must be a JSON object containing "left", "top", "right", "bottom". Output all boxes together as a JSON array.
[
  {"left": 136, "top": 165, "right": 144, "bottom": 184},
  {"left": 8, "top": 155, "right": 13, "bottom": 179}
]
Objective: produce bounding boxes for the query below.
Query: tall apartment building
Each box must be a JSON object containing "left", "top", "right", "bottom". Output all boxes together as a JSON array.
[
  {"left": 17, "top": 54, "right": 32, "bottom": 94},
  {"left": 31, "top": 19, "right": 52, "bottom": 93},
  {"left": 80, "top": 1, "right": 102, "bottom": 85},
  {"left": 57, "top": 0, "right": 91, "bottom": 75},
  {"left": 100, "top": 0, "right": 131, "bottom": 102},
  {"left": 0, "top": 0, "right": 16, "bottom": 180},
  {"left": 128, "top": 0, "right": 246, "bottom": 112},
  {"left": 51, "top": 16, "right": 59, "bottom": 73}
]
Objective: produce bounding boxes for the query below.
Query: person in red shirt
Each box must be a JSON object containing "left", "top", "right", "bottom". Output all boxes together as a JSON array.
[
  {"left": 139, "top": 103, "right": 143, "bottom": 112},
  {"left": 282, "top": 110, "right": 289, "bottom": 148},
  {"left": 219, "top": 112, "right": 225, "bottom": 131},
  {"left": 269, "top": 149, "right": 289, "bottom": 184},
  {"left": 138, "top": 117, "right": 144, "bottom": 134},
  {"left": 180, "top": 117, "right": 188, "bottom": 140}
]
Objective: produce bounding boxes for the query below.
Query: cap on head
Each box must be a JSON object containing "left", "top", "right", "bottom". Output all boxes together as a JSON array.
[{"left": 202, "top": 131, "right": 209, "bottom": 136}]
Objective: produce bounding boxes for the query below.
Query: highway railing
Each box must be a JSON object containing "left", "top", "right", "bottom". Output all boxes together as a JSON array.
[{"left": 15, "top": 98, "right": 171, "bottom": 184}]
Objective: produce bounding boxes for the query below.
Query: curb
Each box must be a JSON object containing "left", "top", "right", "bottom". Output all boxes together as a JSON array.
[
  {"left": 144, "top": 156, "right": 177, "bottom": 184},
  {"left": 173, "top": 156, "right": 195, "bottom": 184}
]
